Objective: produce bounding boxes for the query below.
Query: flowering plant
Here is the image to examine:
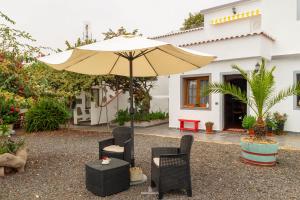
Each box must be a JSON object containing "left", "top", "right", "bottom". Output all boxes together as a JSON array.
[{"left": 0, "top": 96, "right": 20, "bottom": 124}]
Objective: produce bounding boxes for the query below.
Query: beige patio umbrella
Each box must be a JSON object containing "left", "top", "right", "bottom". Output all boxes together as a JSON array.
[{"left": 39, "top": 35, "right": 216, "bottom": 165}]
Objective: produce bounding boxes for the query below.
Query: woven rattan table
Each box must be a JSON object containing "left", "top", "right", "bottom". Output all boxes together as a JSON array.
[{"left": 85, "top": 158, "right": 130, "bottom": 197}]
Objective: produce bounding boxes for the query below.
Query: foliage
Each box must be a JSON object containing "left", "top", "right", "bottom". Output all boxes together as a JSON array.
[
  {"left": 102, "top": 26, "right": 141, "bottom": 40},
  {"left": 115, "top": 108, "right": 168, "bottom": 126},
  {"left": 181, "top": 12, "right": 204, "bottom": 31},
  {"left": 266, "top": 115, "right": 277, "bottom": 131},
  {"left": 64, "top": 37, "right": 96, "bottom": 51},
  {"left": 242, "top": 115, "right": 256, "bottom": 130},
  {"left": 24, "top": 62, "right": 103, "bottom": 100},
  {"left": 0, "top": 124, "right": 10, "bottom": 137},
  {"left": 0, "top": 138, "right": 24, "bottom": 154},
  {"left": 0, "top": 124, "right": 24, "bottom": 155},
  {"left": 0, "top": 11, "right": 45, "bottom": 63},
  {"left": 25, "top": 98, "right": 71, "bottom": 132},
  {"left": 0, "top": 95, "right": 20, "bottom": 124},
  {"left": 115, "top": 109, "right": 130, "bottom": 126},
  {"left": 207, "top": 59, "right": 300, "bottom": 138},
  {"left": 272, "top": 112, "right": 287, "bottom": 134},
  {"left": 205, "top": 122, "right": 214, "bottom": 126}
]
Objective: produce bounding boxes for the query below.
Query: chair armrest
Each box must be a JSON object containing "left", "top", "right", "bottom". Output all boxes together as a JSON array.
[
  {"left": 99, "top": 138, "right": 114, "bottom": 150},
  {"left": 123, "top": 138, "right": 132, "bottom": 164},
  {"left": 151, "top": 147, "right": 179, "bottom": 158},
  {"left": 159, "top": 153, "right": 188, "bottom": 168}
]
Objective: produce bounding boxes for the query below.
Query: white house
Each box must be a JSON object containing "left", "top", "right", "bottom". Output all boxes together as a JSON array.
[
  {"left": 73, "top": 76, "right": 169, "bottom": 125},
  {"left": 151, "top": 0, "right": 300, "bottom": 132}
]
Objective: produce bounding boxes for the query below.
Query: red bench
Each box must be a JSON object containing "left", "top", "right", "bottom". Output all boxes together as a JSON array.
[{"left": 178, "top": 119, "right": 200, "bottom": 133}]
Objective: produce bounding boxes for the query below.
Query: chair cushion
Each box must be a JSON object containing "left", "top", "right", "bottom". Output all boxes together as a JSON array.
[
  {"left": 103, "top": 145, "right": 124, "bottom": 153},
  {"left": 153, "top": 157, "right": 160, "bottom": 166}
]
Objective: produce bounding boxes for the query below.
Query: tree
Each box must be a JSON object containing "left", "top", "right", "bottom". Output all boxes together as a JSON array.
[
  {"left": 207, "top": 59, "right": 300, "bottom": 138},
  {"left": 102, "top": 27, "right": 157, "bottom": 114},
  {"left": 0, "top": 11, "right": 44, "bottom": 102},
  {"left": 181, "top": 12, "right": 204, "bottom": 31},
  {"left": 102, "top": 26, "right": 140, "bottom": 40}
]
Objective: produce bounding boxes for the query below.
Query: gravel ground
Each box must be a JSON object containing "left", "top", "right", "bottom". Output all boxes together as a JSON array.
[{"left": 1, "top": 129, "right": 300, "bottom": 200}]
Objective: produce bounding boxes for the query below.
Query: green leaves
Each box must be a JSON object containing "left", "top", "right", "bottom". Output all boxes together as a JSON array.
[
  {"left": 207, "top": 59, "right": 300, "bottom": 121},
  {"left": 181, "top": 12, "right": 204, "bottom": 31},
  {"left": 25, "top": 98, "right": 71, "bottom": 132}
]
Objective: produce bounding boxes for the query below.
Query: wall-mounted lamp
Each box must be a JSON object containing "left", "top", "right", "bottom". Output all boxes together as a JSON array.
[
  {"left": 232, "top": 7, "right": 237, "bottom": 15},
  {"left": 254, "top": 62, "right": 260, "bottom": 73}
]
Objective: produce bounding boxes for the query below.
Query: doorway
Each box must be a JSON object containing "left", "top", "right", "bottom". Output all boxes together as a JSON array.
[{"left": 223, "top": 74, "right": 247, "bottom": 130}]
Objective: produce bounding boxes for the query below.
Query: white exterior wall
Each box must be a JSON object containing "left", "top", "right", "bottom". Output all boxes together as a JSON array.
[
  {"left": 150, "top": 76, "right": 169, "bottom": 113},
  {"left": 169, "top": 58, "right": 258, "bottom": 131},
  {"left": 156, "top": 0, "right": 300, "bottom": 132}
]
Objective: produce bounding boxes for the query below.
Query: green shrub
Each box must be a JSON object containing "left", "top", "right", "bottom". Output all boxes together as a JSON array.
[
  {"left": 115, "top": 109, "right": 130, "bottom": 126},
  {"left": 242, "top": 115, "right": 256, "bottom": 130},
  {"left": 25, "top": 98, "right": 70, "bottom": 132},
  {"left": 0, "top": 138, "right": 24, "bottom": 154},
  {"left": 115, "top": 109, "right": 168, "bottom": 126}
]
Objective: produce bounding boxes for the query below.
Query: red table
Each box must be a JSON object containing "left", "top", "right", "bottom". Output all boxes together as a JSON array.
[{"left": 178, "top": 119, "right": 200, "bottom": 133}]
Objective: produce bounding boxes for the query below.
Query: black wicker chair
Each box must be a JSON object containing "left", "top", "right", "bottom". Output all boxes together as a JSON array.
[
  {"left": 99, "top": 127, "right": 132, "bottom": 165},
  {"left": 151, "top": 135, "right": 194, "bottom": 199}
]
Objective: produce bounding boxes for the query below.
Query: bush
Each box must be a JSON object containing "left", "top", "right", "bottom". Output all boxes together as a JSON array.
[
  {"left": 242, "top": 115, "right": 256, "bottom": 130},
  {"left": 115, "top": 109, "right": 131, "bottom": 126},
  {"left": 0, "top": 124, "right": 24, "bottom": 154},
  {"left": 115, "top": 109, "right": 168, "bottom": 126},
  {"left": 0, "top": 95, "right": 20, "bottom": 124},
  {"left": 25, "top": 98, "right": 70, "bottom": 132}
]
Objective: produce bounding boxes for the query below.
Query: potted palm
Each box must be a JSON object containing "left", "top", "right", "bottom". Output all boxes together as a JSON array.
[
  {"left": 207, "top": 59, "right": 300, "bottom": 166},
  {"left": 242, "top": 115, "right": 256, "bottom": 136},
  {"left": 205, "top": 122, "right": 214, "bottom": 134}
]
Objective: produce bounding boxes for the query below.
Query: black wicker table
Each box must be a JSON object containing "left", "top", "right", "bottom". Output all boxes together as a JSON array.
[{"left": 85, "top": 158, "right": 130, "bottom": 197}]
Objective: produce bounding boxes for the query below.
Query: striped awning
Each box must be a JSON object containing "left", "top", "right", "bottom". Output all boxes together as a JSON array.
[{"left": 211, "top": 9, "right": 261, "bottom": 25}]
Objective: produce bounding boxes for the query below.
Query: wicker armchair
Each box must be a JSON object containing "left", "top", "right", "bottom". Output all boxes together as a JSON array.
[
  {"left": 99, "top": 127, "right": 132, "bottom": 165},
  {"left": 151, "top": 135, "right": 194, "bottom": 199}
]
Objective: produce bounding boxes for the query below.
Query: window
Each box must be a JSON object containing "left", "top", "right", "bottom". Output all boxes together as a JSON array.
[
  {"left": 298, "top": 0, "right": 300, "bottom": 20},
  {"left": 296, "top": 73, "right": 300, "bottom": 107},
  {"left": 183, "top": 76, "right": 210, "bottom": 108}
]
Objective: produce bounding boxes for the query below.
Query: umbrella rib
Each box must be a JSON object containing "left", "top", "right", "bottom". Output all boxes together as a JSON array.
[
  {"left": 133, "top": 48, "right": 156, "bottom": 59},
  {"left": 108, "top": 55, "right": 121, "bottom": 74},
  {"left": 156, "top": 47, "right": 200, "bottom": 68},
  {"left": 63, "top": 52, "right": 99, "bottom": 70},
  {"left": 143, "top": 54, "right": 158, "bottom": 76}
]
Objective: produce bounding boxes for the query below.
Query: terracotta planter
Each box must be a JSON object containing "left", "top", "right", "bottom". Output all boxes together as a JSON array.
[
  {"left": 266, "top": 131, "right": 273, "bottom": 136},
  {"left": 240, "top": 137, "right": 278, "bottom": 166},
  {"left": 205, "top": 125, "right": 213, "bottom": 134},
  {"left": 248, "top": 128, "right": 255, "bottom": 136}
]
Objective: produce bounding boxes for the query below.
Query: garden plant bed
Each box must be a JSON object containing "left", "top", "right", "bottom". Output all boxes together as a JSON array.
[
  {"left": 124, "top": 119, "right": 169, "bottom": 127},
  {"left": 1, "top": 130, "right": 300, "bottom": 200}
]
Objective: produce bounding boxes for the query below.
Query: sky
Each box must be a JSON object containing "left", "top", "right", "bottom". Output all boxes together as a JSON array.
[{"left": 1, "top": 0, "right": 236, "bottom": 50}]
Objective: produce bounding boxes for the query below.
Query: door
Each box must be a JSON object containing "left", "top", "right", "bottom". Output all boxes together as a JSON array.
[{"left": 223, "top": 74, "right": 247, "bottom": 130}]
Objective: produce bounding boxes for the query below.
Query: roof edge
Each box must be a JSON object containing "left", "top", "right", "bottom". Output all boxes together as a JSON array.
[
  {"left": 179, "top": 32, "right": 275, "bottom": 47},
  {"left": 200, "top": 0, "right": 254, "bottom": 14},
  {"left": 148, "top": 27, "right": 204, "bottom": 40}
]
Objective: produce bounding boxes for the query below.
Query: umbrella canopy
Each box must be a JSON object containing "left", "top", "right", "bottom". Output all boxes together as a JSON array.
[
  {"left": 39, "top": 35, "right": 216, "bottom": 166},
  {"left": 39, "top": 35, "right": 215, "bottom": 77}
]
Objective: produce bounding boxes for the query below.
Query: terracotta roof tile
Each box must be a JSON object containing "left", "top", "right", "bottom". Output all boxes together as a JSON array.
[
  {"left": 178, "top": 32, "right": 275, "bottom": 47},
  {"left": 149, "top": 27, "right": 204, "bottom": 39}
]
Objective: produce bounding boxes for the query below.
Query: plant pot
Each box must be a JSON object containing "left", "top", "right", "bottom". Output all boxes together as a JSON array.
[
  {"left": 277, "top": 123, "right": 284, "bottom": 134},
  {"left": 248, "top": 128, "right": 255, "bottom": 136},
  {"left": 205, "top": 125, "right": 213, "bottom": 134},
  {"left": 240, "top": 137, "right": 279, "bottom": 166},
  {"left": 266, "top": 131, "right": 273, "bottom": 136}
]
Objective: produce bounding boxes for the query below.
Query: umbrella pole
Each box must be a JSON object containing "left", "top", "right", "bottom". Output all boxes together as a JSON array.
[{"left": 129, "top": 57, "right": 135, "bottom": 166}]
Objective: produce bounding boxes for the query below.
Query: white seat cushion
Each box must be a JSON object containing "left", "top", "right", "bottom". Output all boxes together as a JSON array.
[
  {"left": 153, "top": 157, "right": 160, "bottom": 166},
  {"left": 103, "top": 145, "right": 124, "bottom": 153}
]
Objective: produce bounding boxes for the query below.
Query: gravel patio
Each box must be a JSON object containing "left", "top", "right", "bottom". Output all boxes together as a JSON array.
[{"left": 1, "top": 129, "right": 300, "bottom": 200}]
